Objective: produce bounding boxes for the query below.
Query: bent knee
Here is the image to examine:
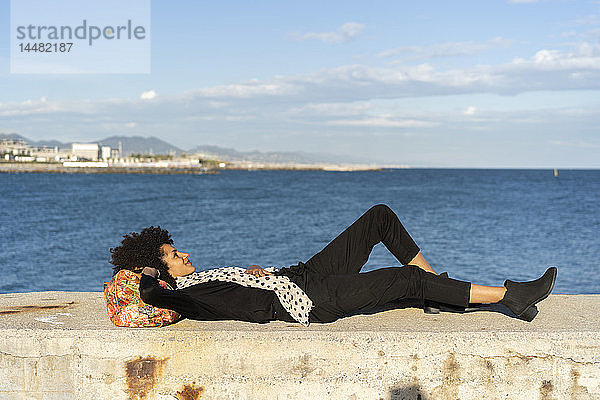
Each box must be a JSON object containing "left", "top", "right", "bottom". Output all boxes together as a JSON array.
[
  {"left": 404, "top": 264, "right": 435, "bottom": 282},
  {"left": 369, "top": 203, "right": 393, "bottom": 215}
]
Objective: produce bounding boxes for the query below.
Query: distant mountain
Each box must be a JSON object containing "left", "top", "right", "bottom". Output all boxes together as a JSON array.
[
  {"left": 98, "top": 136, "right": 184, "bottom": 156},
  {"left": 188, "top": 144, "right": 377, "bottom": 165},
  {"left": 32, "top": 139, "right": 68, "bottom": 149},
  {"left": 0, "top": 133, "right": 24, "bottom": 141},
  {"left": 0, "top": 133, "right": 68, "bottom": 149}
]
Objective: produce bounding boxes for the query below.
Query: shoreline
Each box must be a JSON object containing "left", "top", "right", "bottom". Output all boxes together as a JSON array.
[
  {"left": 3, "top": 163, "right": 593, "bottom": 174},
  {"left": 0, "top": 163, "right": 217, "bottom": 175},
  {"left": 0, "top": 162, "right": 386, "bottom": 174}
]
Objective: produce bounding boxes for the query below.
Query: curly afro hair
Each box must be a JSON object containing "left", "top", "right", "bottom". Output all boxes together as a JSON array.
[{"left": 110, "top": 226, "right": 177, "bottom": 289}]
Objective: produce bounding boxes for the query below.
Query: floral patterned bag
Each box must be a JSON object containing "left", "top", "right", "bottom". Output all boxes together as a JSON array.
[{"left": 104, "top": 269, "right": 181, "bottom": 327}]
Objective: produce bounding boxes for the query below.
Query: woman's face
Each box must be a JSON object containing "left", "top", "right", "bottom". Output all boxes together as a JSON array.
[{"left": 160, "top": 243, "right": 196, "bottom": 277}]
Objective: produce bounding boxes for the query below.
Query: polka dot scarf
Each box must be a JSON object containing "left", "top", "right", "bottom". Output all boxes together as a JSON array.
[{"left": 175, "top": 266, "right": 314, "bottom": 326}]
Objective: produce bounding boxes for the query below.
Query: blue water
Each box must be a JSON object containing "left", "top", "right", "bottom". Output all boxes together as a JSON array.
[{"left": 1, "top": 169, "right": 598, "bottom": 294}]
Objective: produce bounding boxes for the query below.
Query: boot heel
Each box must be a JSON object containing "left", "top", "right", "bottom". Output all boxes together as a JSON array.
[
  {"left": 424, "top": 300, "right": 440, "bottom": 314},
  {"left": 517, "top": 305, "right": 539, "bottom": 322}
]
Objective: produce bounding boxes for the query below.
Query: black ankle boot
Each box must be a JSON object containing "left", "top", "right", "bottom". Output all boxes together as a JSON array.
[{"left": 499, "top": 267, "right": 557, "bottom": 320}]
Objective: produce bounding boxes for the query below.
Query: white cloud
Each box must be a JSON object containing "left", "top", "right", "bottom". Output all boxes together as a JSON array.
[
  {"left": 125, "top": 122, "right": 137, "bottom": 128},
  {"left": 509, "top": 43, "right": 600, "bottom": 70},
  {"left": 140, "top": 90, "right": 157, "bottom": 100},
  {"left": 561, "top": 31, "right": 577, "bottom": 38},
  {"left": 298, "top": 22, "right": 365, "bottom": 44},
  {"left": 208, "top": 101, "right": 230, "bottom": 108},
  {"left": 463, "top": 106, "right": 477, "bottom": 116},
  {"left": 326, "top": 117, "right": 437, "bottom": 128},
  {"left": 182, "top": 115, "right": 255, "bottom": 122},
  {"left": 585, "top": 28, "right": 600, "bottom": 38},
  {"left": 4, "top": 42, "right": 600, "bottom": 125},
  {"left": 377, "top": 37, "right": 513, "bottom": 61},
  {"left": 573, "top": 15, "right": 599, "bottom": 26},
  {"left": 5, "top": 42, "right": 600, "bottom": 125},
  {"left": 489, "top": 37, "right": 514, "bottom": 47},
  {"left": 155, "top": 42, "right": 597, "bottom": 104},
  {"left": 289, "top": 102, "right": 372, "bottom": 116},
  {"left": 191, "top": 81, "right": 298, "bottom": 98},
  {"left": 550, "top": 140, "right": 598, "bottom": 148},
  {"left": 0, "top": 98, "right": 73, "bottom": 117}
]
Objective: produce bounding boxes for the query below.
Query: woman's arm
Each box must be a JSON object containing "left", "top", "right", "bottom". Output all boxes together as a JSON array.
[{"left": 139, "top": 270, "right": 200, "bottom": 317}]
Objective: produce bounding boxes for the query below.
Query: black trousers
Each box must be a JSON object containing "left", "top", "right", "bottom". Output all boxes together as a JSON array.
[{"left": 275, "top": 204, "right": 472, "bottom": 323}]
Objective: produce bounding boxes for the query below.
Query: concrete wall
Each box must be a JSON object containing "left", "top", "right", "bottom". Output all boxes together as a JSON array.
[{"left": 0, "top": 291, "right": 598, "bottom": 400}]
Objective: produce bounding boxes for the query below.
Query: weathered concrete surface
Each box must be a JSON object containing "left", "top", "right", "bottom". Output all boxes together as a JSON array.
[{"left": 0, "top": 291, "right": 598, "bottom": 399}]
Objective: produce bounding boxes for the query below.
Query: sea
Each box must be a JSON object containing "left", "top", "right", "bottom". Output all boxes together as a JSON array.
[{"left": 1, "top": 169, "right": 598, "bottom": 294}]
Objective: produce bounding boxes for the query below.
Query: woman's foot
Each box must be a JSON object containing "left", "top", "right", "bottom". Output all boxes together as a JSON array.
[{"left": 499, "top": 267, "right": 557, "bottom": 320}]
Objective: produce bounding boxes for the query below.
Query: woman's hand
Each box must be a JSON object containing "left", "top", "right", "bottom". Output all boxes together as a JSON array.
[
  {"left": 141, "top": 267, "right": 159, "bottom": 278},
  {"left": 245, "top": 265, "right": 273, "bottom": 278}
]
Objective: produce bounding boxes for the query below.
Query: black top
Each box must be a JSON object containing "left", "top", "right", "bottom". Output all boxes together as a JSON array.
[
  {"left": 139, "top": 274, "right": 282, "bottom": 324},
  {"left": 139, "top": 262, "right": 313, "bottom": 324}
]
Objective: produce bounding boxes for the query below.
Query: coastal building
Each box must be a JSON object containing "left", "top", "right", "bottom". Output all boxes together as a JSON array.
[
  {"left": 101, "top": 146, "right": 111, "bottom": 160},
  {"left": 71, "top": 143, "right": 100, "bottom": 161},
  {"left": 0, "top": 139, "right": 31, "bottom": 156},
  {"left": 1, "top": 139, "right": 71, "bottom": 162},
  {"left": 29, "top": 146, "right": 63, "bottom": 162},
  {"left": 1, "top": 137, "right": 205, "bottom": 167}
]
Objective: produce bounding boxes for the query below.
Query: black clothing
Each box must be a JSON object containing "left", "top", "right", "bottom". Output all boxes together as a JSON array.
[
  {"left": 140, "top": 275, "right": 278, "bottom": 323},
  {"left": 274, "top": 204, "right": 471, "bottom": 322},
  {"left": 139, "top": 204, "right": 472, "bottom": 324},
  {"left": 273, "top": 265, "right": 471, "bottom": 323}
]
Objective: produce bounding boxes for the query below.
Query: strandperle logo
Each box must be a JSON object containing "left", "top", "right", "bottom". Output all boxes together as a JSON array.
[
  {"left": 15, "top": 19, "right": 147, "bottom": 46},
  {"left": 11, "top": 0, "right": 150, "bottom": 73}
]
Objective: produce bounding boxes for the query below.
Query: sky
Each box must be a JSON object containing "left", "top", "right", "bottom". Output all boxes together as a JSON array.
[{"left": 1, "top": 0, "right": 599, "bottom": 167}]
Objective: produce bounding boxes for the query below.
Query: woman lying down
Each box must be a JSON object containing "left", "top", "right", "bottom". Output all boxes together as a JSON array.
[{"left": 108, "top": 204, "right": 557, "bottom": 327}]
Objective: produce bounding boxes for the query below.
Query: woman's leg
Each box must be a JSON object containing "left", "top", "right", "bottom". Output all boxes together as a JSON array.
[
  {"left": 306, "top": 264, "right": 554, "bottom": 323},
  {"left": 470, "top": 283, "right": 507, "bottom": 303},
  {"left": 308, "top": 267, "right": 517, "bottom": 321},
  {"left": 309, "top": 265, "right": 472, "bottom": 322},
  {"left": 407, "top": 251, "right": 438, "bottom": 275},
  {"left": 304, "top": 204, "right": 422, "bottom": 276}
]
